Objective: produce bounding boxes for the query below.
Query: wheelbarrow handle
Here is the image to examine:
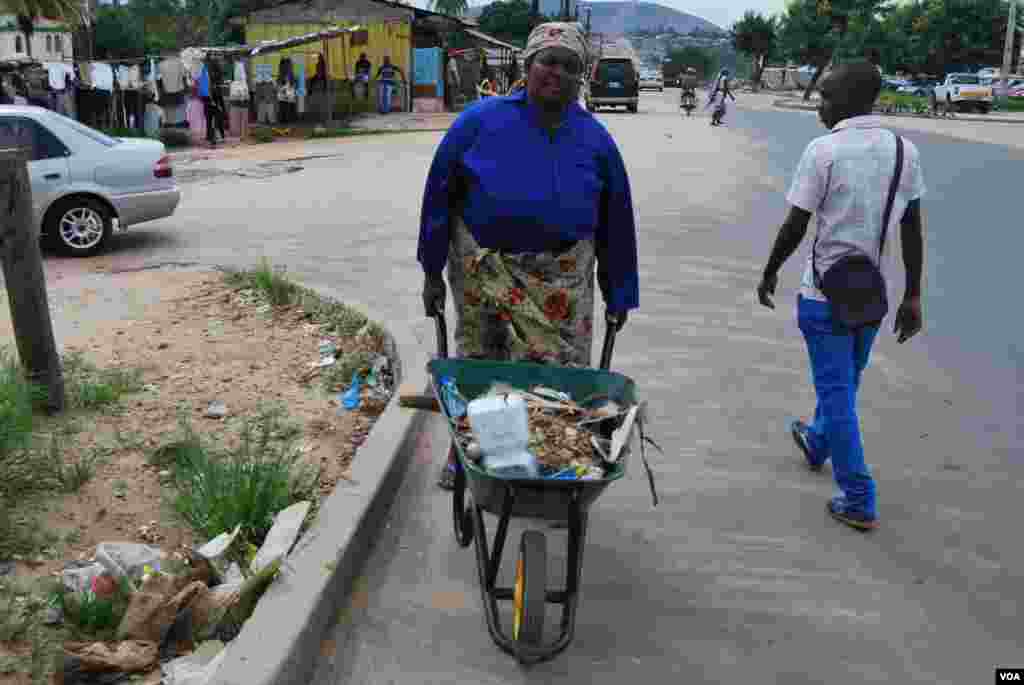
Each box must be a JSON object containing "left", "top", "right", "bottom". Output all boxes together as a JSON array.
[
  {"left": 430, "top": 311, "right": 617, "bottom": 371},
  {"left": 433, "top": 312, "right": 448, "bottom": 359},
  {"left": 599, "top": 311, "right": 619, "bottom": 371}
]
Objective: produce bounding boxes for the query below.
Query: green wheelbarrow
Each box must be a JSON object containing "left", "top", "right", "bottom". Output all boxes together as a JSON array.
[{"left": 426, "top": 313, "right": 649, "bottom": 664}]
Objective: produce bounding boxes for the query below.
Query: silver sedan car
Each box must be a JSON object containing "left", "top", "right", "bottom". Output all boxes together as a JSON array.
[{"left": 0, "top": 106, "right": 181, "bottom": 256}]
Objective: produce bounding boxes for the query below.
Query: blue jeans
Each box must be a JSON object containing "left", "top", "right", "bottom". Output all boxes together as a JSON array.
[
  {"left": 377, "top": 80, "right": 394, "bottom": 114},
  {"left": 797, "top": 296, "right": 880, "bottom": 516}
]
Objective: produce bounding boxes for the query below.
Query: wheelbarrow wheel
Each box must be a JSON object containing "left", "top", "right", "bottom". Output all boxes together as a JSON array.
[
  {"left": 513, "top": 530, "right": 547, "bottom": 651},
  {"left": 452, "top": 446, "right": 473, "bottom": 547}
]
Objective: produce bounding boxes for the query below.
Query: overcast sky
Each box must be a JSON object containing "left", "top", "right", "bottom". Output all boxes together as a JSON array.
[
  {"left": 460, "top": 0, "right": 791, "bottom": 31},
  {"left": 667, "top": 0, "right": 789, "bottom": 29}
]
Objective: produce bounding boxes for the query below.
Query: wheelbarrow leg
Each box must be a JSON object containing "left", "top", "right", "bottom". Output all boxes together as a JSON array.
[
  {"left": 473, "top": 487, "right": 512, "bottom": 653},
  {"left": 560, "top": 494, "right": 588, "bottom": 638}
]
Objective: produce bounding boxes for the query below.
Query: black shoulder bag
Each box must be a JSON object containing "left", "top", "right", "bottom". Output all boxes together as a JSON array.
[{"left": 812, "top": 134, "right": 903, "bottom": 329}]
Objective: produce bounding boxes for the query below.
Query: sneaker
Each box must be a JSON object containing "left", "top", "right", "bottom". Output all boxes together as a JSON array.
[
  {"left": 791, "top": 419, "right": 824, "bottom": 471},
  {"left": 827, "top": 496, "right": 879, "bottom": 531}
]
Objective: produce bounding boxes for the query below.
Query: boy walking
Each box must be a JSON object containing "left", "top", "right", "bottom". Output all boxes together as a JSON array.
[{"left": 756, "top": 63, "right": 927, "bottom": 531}]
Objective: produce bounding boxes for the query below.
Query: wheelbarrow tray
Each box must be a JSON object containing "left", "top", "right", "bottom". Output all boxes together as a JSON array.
[{"left": 427, "top": 358, "right": 638, "bottom": 520}]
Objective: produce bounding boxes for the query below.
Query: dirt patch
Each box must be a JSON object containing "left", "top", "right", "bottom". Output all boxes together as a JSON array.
[{"left": 0, "top": 269, "right": 391, "bottom": 682}]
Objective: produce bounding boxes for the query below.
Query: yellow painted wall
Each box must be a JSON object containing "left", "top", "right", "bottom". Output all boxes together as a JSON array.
[{"left": 245, "top": 21, "right": 411, "bottom": 83}]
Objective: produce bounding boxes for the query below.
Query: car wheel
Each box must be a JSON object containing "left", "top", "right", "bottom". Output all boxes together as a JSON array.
[
  {"left": 46, "top": 197, "right": 111, "bottom": 257},
  {"left": 628, "top": 104, "right": 638, "bottom": 113},
  {"left": 976, "top": 103, "right": 991, "bottom": 114}
]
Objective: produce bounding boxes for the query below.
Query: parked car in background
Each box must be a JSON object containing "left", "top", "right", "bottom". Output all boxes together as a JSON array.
[
  {"left": 933, "top": 73, "right": 994, "bottom": 113},
  {"left": 897, "top": 80, "right": 940, "bottom": 96},
  {"left": 0, "top": 107, "right": 179, "bottom": 257},
  {"left": 638, "top": 71, "right": 664, "bottom": 91},
  {"left": 587, "top": 57, "right": 640, "bottom": 113},
  {"left": 987, "top": 78, "right": 1024, "bottom": 97}
]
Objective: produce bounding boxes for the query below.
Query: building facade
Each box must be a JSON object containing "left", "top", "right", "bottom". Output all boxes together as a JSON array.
[{"left": 0, "top": 16, "right": 74, "bottom": 61}]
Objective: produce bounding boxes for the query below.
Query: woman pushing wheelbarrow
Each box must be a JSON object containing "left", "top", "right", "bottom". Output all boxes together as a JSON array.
[{"left": 417, "top": 22, "right": 641, "bottom": 490}]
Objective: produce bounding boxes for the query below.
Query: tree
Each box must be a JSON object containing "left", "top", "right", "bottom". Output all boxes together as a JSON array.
[
  {"left": 430, "top": 0, "right": 469, "bottom": 17},
  {"left": 778, "top": 0, "right": 836, "bottom": 98},
  {"left": 477, "top": 0, "right": 534, "bottom": 47},
  {"left": 663, "top": 46, "right": 719, "bottom": 81},
  {"left": 4, "top": 0, "right": 82, "bottom": 59},
  {"left": 732, "top": 10, "right": 777, "bottom": 90},
  {"left": 94, "top": 6, "right": 144, "bottom": 58}
]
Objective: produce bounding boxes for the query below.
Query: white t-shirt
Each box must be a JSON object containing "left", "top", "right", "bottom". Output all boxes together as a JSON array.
[{"left": 786, "top": 115, "right": 927, "bottom": 301}]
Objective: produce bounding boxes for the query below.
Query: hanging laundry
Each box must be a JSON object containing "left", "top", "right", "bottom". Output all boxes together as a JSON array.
[
  {"left": 159, "top": 58, "right": 186, "bottom": 94},
  {"left": 198, "top": 64, "right": 210, "bottom": 98},
  {"left": 91, "top": 62, "right": 114, "bottom": 91},
  {"left": 45, "top": 62, "right": 72, "bottom": 91}
]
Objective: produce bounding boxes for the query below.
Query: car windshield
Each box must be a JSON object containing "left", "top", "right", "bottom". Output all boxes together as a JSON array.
[
  {"left": 52, "top": 113, "right": 119, "bottom": 147},
  {"left": 950, "top": 75, "right": 980, "bottom": 85}
]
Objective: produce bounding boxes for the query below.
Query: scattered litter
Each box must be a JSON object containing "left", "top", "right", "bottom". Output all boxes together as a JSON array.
[
  {"left": 62, "top": 561, "right": 108, "bottom": 593},
  {"left": 64, "top": 640, "right": 158, "bottom": 675},
  {"left": 439, "top": 376, "right": 468, "bottom": 418},
  {"left": 95, "top": 542, "right": 162, "bottom": 580},
  {"left": 341, "top": 373, "right": 362, "bottom": 411},
  {"left": 317, "top": 356, "right": 336, "bottom": 368},
  {"left": 196, "top": 525, "right": 241, "bottom": 562},
  {"left": 0, "top": 560, "right": 14, "bottom": 576},
  {"left": 162, "top": 640, "right": 227, "bottom": 685},
  {"left": 118, "top": 576, "right": 205, "bottom": 642},
  {"left": 44, "top": 604, "right": 63, "bottom": 625},
  {"left": 205, "top": 400, "right": 228, "bottom": 419},
  {"left": 251, "top": 501, "right": 311, "bottom": 575},
  {"left": 608, "top": 405, "right": 639, "bottom": 464},
  {"left": 318, "top": 340, "right": 337, "bottom": 358}
]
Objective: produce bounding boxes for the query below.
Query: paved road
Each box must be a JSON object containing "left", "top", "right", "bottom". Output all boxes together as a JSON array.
[{"left": 40, "top": 92, "right": 1023, "bottom": 683}]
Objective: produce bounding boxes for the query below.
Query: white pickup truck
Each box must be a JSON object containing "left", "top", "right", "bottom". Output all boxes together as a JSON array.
[{"left": 933, "top": 73, "right": 993, "bottom": 114}]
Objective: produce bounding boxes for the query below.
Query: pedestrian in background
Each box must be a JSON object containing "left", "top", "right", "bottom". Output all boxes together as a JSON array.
[
  {"left": 375, "top": 55, "right": 405, "bottom": 114},
  {"left": 756, "top": 62, "right": 927, "bottom": 531}
]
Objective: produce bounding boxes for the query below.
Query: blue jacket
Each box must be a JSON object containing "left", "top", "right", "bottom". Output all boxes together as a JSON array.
[{"left": 417, "top": 90, "right": 639, "bottom": 312}]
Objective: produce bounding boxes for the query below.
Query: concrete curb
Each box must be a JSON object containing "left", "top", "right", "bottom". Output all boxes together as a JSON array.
[
  {"left": 210, "top": 292, "right": 432, "bottom": 685},
  {"left": 772, "top": 98, "right": 1024, "bottom": 124}
]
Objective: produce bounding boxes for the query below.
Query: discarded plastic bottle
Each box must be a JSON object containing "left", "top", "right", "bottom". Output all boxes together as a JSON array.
[{"left": 439, "top": 376, "right": 467, "bottom": 418}]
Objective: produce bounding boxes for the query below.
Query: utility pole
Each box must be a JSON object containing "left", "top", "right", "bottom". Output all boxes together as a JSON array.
[
  {"left": 0, "top": 149, "right": 64, "bottom": 414},
  {"left": 1001, "top": 0, "right": 1018, "bottom": 109}
]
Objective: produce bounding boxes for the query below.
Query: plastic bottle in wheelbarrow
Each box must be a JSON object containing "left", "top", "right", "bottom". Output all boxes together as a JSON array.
[{"left": 468, "top": 394, "right": 539, "bottom": 478}]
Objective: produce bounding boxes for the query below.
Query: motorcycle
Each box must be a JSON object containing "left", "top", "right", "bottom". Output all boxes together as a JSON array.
[{"left": 680, "top": 89, "right": 696, "bottom": 117}]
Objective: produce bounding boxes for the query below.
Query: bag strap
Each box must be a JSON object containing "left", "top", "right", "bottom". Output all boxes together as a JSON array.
[
  {"left": 812, "top": 131, "right": 904, "bottom": 288},
  {"left": 878, "top": 133, "right": 903, "bottom": 260}
]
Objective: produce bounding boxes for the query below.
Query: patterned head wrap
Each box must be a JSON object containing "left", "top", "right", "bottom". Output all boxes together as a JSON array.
[{"left": 522, "top": 22, "right": 587, "bottom": 66}]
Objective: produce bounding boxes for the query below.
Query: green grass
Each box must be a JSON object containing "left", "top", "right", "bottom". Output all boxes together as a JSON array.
[
  {"left": 62, "top": 351, "right": 145, "bottom": 411},
  {"left": 162, "top": 404, "right": 318, "bottom": 548},
  {"left": 224, "top": 258, "right": 298, "bottom": 308},
  {"left": 0, "top": 577, "right": 63, "bottom": 683},
  {"left": 0, "top": 348, "right": 140, "bottom": 556}
]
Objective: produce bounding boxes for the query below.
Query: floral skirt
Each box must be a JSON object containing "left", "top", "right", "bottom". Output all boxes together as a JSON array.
[{"left": 447, "top": 218, "right": 596, "bottom": 367}]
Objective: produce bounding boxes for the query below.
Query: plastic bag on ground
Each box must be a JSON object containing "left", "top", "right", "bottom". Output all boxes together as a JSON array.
[{"left": 95, "top": 542, "right": 162, "bottom": 579}]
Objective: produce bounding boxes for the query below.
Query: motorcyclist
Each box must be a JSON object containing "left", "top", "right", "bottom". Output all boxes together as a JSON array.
[{"left": 680, "top": 67, "right": 698, "bottom": 108}]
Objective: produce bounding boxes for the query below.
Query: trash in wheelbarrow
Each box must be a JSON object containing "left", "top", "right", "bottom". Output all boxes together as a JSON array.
[{"left": 467, "top": 393, "right": 538, "bottom": 478}]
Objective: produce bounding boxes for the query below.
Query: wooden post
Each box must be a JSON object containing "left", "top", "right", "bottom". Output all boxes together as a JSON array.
[{"left": 0, "top": 148, "right": 64, "bottom": 413}]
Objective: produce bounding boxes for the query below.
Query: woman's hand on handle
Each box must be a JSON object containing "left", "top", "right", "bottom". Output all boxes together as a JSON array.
[
  {"left": 423, "top": 273, "right": 446, "bottom": 317},
  {"left": 607, "top": 310, "right": 628, "bottom": 332}
]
